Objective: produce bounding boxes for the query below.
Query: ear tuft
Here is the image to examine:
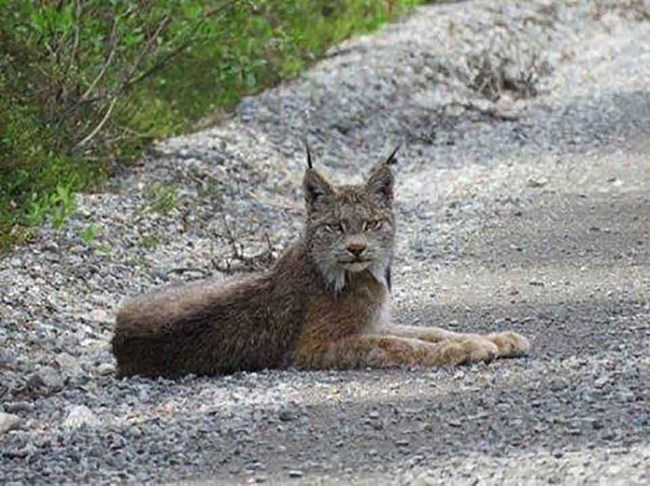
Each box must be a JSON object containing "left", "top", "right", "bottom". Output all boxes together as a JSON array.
[
  {"left": 385, "top": 145, "right": 400, "bottom": 166},
  {"left": 305, "top": 141, "right": 313, "bottom": 169}
]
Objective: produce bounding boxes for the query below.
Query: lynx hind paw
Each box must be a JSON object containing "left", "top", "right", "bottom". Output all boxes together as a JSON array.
[
  {"left": 439, "top": 338, "right": 498, "bottom": 366},
  {"left": 488, "top": 331, "right": 530, "bottom": 358}
]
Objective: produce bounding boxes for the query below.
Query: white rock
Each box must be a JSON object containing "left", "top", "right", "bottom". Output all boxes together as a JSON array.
[
  {"left": 528, "top": 177, "right": 549, "bottom": 188},
  {"left": 88, "top": 309, "right": 112, "bottom": 324},
  {"left": 0, "top": 412, "right": 22, "bottom": 434},
  {"left": 63, "top": 405, "right": 100, "bottom": 430},
  {"left": 96, "top": 363, "right": 115, "bottom": 376}
]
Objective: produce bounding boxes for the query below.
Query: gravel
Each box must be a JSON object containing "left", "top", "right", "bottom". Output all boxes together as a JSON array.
[{"left": 1, "top": 1, "right": 649, "bottom": 484}]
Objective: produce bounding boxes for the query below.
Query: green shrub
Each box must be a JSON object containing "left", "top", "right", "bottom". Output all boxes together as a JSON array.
[{"left": 0, "top": 0, "right": 421, "bottom": 251}]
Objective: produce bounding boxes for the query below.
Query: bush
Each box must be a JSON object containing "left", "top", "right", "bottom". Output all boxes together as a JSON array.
[{"left": 0, "top": 0, "right": 420, "bottom": 251}]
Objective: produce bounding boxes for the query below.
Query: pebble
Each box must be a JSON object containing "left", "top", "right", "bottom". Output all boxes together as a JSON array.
[
  {"left": 88, "top": 309, "right": 112, "bottom": 324},
  {"left": 278, "top": 410, "right": 294, "bottom": 422},
  {"left": 63, "top": 405, "right": 101, "bottom": 430},
  {"left": 3, "top": 401, "right": 35, "bottom": 413},
  {"left": 27, "top": 367, "right": 64, "bottom": 394},
  {"left": 528, "top": 177, "right": 549, "bottom": 188},
  {"left": 0, "top": 348, "right": 16, "bottom": 367},
  {"left": 0, "top": 412, "right": 22, "bottom": 434},
  {"left": 97, "top": 363, "right": 116, "bottom": 376},
  {"left": 594, "top": 376, "right": 609, "bottom": 388}
]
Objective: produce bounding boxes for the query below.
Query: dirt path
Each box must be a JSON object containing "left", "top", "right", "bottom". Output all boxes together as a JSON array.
[{"left": 1, "top": 1, "right": 649, "bottom": 484}]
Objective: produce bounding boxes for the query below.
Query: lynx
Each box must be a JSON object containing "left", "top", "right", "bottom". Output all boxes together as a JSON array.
[{"left": 112, "top": 147, "right": 529, "bottom": 377}]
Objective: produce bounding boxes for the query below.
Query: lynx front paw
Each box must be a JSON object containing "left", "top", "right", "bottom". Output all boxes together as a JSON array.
[
  {"left": 487, "top": 331, "right": 530, "bottom": 358},
  {"left": 438, "top": 338, "right": 498, "bottom": 366}
]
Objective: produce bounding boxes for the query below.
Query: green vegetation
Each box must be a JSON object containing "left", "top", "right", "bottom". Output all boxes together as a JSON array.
[
  {"left": 78, "top": 223, "right": 101, "bottom": 245},
  {"left": 144, "top": 182, "right": 179, "bottom": 215},
  {"left": 139, "top": 235, "right": 161, "bottom": 251},
  {"left": 0, "top": 0, "right": 421, "bottom": 252}
]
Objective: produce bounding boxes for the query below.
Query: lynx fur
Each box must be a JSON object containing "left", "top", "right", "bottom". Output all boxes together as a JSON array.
[{"left": 112, "top": 147, "right": 529, "bottom": 377}]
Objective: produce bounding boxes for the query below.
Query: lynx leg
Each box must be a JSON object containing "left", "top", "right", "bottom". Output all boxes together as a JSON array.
[
  {"left": 380, "top": 325, "right": 530, "bottom": 359},
  {"left": 295, "top": 335, "right": 498, "bottom": 370},
  {"left": 379, "top": 324, "right": 478, "bottom": 342}
]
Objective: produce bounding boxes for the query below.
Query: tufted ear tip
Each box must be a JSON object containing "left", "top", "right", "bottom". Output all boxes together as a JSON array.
[
  {"left": 305, "top": 141, "right": 313, "bottom": 169},
  {"left": 385, "top": 145, "right": 400, "bottom": 166}
]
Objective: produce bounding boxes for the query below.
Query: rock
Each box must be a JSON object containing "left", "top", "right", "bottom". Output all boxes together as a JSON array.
[
  {"left": 63, "top": 405, "right": 100, "bottom": 430},
  {"left": 0, "top": 348, "right": 17, "bottom": 368},
  {"left": 55, "top": 352, "right": 79, "bottom": 368},
  {"left": 278, "top": 410, "right": 294, "bottom": 422},
  {"left": 88, "top": 309, "right": 112, "bottom": 324},
  {"left": 2, "top": 448, "right": 30, "bottom": 459},
  {"left": 4, "top": 401, "right": 35, "bottom": 413},
  {"left": 594, "top": 376, "right": 609, "bottom": 388},
  {"left": 494, "top": 93, "right": 523, "bottom": 120},
  {"left": 288, "top": 470, "right": 303, "bottom": 478},
  {"left": 42, "top": 242, "right": 59, "bottom": 252},
  {"left": 0, "top": 412, "right": 22, "bottom": 434},
  {"left": 528, "top": 177, "right": 549, "bottom": 188},
  {"left": 96, "top": 363, "right": 116, "bottom": 376},
  {"left": 0, "top": 369, "right": 23, "bottom": 400},
  {"left": 55, "top": 353, "right": 85, "bottom": 380},
  {"left": 27, "top": 367, "right": 64, "bottom": 394}
]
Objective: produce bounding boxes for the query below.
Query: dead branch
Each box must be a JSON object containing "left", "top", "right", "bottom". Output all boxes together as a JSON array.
[
  {"left": 210, "top": 214, "right": 276, "bottom": 274},
  {"left": 74, "top": 96, "right": 118, "bottom": 149}
]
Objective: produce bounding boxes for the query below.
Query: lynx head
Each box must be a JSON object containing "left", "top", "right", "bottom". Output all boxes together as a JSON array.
[{"left": 303, "top": 146, "right": 398, "bottom": 292}]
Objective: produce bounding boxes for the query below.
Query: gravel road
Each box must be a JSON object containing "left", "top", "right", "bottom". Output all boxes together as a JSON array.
[{"left": 1, "top": 1, "right": 649, "bottom": 484}]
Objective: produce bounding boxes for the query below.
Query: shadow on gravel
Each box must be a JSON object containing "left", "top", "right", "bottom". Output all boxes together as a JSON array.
[
  {"left": 395, "top": 183, "right": 649, "bottom": 358},
  {"left": 199, "top": 357, "right": 648, "bottom": 482},
  {"left": 247, "top": 81, "right": 650, "bottom": 171},
  {"left": 401, "top": 89, "right": 650, "bottom": 164},
  {"left": 469, "top": 191, "right": 650, "bottom": 267},
  {"left": 527, "top": 89, "right": 650, "bottom": 157}
]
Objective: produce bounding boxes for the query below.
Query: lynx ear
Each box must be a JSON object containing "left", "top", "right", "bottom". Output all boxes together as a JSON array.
[
  {"left": 303, "top": 146, "right": 333, "bottom": 209},
  {"left": 304, "top": 169, "right": 333, "bottom": 209},
  {"left": 366, "top": 146, "right": 398, "bottom": 203}
]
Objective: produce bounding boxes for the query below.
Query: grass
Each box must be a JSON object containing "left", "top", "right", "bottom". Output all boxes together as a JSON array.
[
  {"left": 0, "top": 0, "right": 422, "bottom": 252},
  {"left": 144, "top": 182, "right": 179, "bottom": 215}
]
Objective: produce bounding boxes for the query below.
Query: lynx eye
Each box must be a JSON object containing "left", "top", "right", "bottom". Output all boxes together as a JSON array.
[
  {"left": 323, "top": 223, "right": 345, "bottom": 233},
  {"left": 364, "top": 220, "right": 383, "bottom": 231}
]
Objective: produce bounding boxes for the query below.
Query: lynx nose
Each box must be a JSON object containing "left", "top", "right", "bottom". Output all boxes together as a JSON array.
[{"left": 346, "top": 241, "right": 367, "bottom": 257}]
